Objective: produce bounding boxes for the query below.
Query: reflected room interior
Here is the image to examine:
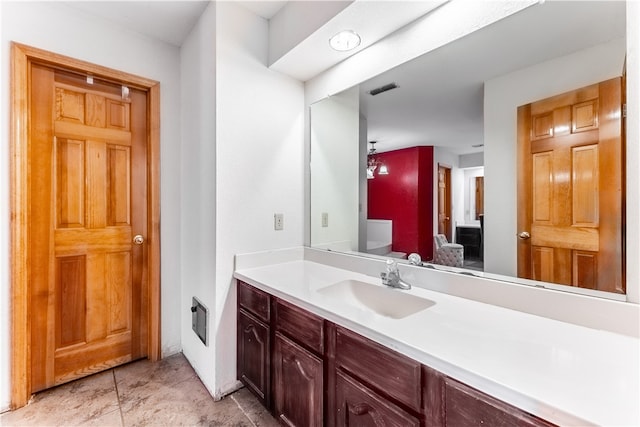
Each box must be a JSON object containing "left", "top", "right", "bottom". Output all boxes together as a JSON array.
[{"left": 310, "top": 0, "right": 626, "bottom": 297}]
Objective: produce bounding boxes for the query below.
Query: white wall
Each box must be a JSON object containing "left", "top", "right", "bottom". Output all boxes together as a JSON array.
[
  {"left": 484, "top": 37, "right": 626, "bottom": 278},
  {"left": 310, "top": 87, "right": 360, "bottom": 250},
  {"left": 626, "top": 1, "right": 640, "bottom": 304},
  {"left": 0, "top": 2, "right": 183, "bottom": 410},
  {"left": 214, "top": 1, "right": 304, "bottom": 396},
  {"left": 463, "top": 168, "right": 484, "bottom": 225},
  {"left": 459, "top": 152, "right": 484, "bottom": 169},
  {"left": 179, "top": 2, "right": 217, "bottom": 394}
]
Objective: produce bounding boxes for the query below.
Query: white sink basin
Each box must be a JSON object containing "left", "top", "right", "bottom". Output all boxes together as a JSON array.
[{"left": 317, "top": 279, "right": 435, "bottom": 319}]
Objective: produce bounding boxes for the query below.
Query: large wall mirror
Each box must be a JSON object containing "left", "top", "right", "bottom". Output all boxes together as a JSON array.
[{"left": 310, "top": 1, "right": 627, "bottom": 297}]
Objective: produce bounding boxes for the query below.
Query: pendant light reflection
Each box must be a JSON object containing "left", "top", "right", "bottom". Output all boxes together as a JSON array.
[{"left": 367, "top": 141, "right": 389, "bottom": 179}]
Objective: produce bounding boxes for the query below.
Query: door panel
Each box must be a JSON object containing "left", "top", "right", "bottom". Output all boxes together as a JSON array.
[
  {"left": 30, "top": 63, "right": 148, "bottom": 392},
  {"left": 437, "top": 165, "right": 452, "bottom": 241},
  {"left": 517, "top": 78, "right": 623, "bottom": 293}
]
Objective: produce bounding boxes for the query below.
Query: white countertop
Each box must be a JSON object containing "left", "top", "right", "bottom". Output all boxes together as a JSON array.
[{"left": 235, "top": 259, "right": 639, "bottom": 427}]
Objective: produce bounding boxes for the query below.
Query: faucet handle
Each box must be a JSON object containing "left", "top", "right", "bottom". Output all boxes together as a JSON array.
[
  {"left": 408, "top": 253, "right": 422, "bottom": 265},
  {"left": 380, "top": 271, "right": 390, "bottom": 286},
  {"left": 385, "top": 258, "right": 398, "bottom": 273}
]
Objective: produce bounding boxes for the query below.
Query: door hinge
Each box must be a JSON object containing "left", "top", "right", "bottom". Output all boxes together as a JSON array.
[
  {"left": 122, "top": 85, "right": 130, "bottom": 101},
  {"left": 622, "top": 103, "right": 627, "bottom": 118}
]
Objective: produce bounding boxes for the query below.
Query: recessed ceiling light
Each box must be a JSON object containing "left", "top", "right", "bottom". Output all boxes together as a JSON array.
[{"left": 329, "top": 30, "right": 361, "bottom": 52}]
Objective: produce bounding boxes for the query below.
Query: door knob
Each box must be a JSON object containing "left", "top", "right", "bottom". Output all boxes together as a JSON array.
[
  {"left": 518, "top": 231, "right": 531, "bottom": 240},
  {"left": 133, "top": 234, "right": 145, "bottom": 245}
]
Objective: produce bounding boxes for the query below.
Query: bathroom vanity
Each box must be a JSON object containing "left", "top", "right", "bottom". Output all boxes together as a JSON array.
[
  {"left": 237, "top": 279, "right": 554, "bottom": 426},
  {"left": 234, "top": 248, "right": 639, "bottom": 427}
]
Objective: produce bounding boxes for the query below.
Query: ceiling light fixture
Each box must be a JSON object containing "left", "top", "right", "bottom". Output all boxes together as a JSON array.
[
  {"left": 367, "top": 141, "right": 389, "bottom": 179},
  {"left": 329, "top": 30, "right": 361, "bottom": 52}
]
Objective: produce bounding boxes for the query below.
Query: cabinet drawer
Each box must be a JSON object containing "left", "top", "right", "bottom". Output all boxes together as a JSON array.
[
  {"left": 238, "top": 281, "right": 270, "bottom": 322},
  {"left": 336, "top": 370, "right": 420, "bottom": 427},
  {"left": 275, "top": 298, "right": 324, "bottom": 354},
  {"left": 444, "top": 378, "right": 557, "bottom": 427},
  {"left": 335, "top": 327, "right": 421, "bottom": 412}
]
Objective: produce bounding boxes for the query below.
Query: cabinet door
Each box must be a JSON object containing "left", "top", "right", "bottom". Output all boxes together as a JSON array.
[
  {"left": 274, "top": 332, "right": 323, "bottom": 427},
  {"left": 237, "top": 309, "right": 271, "bottom": 407},
  {"left": 336, "top": 371, "right": 421, "bottom": 427}
]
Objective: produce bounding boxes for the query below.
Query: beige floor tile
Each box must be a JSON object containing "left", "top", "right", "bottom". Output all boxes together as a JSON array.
[
  {"left": 1, "top": 354, "right": 277, "bottom": 427},
  {"left": 230, "top": 388, "right": 280, "bottom": 427},
  {"left": 114, "top": 354, "right": 197, "bottom": 391},
  {"left": 0, "top": 371, "right": 120, "bottom": 427},
  {"left": 119, "top": 377, "right": 246, "bottom": 426}
]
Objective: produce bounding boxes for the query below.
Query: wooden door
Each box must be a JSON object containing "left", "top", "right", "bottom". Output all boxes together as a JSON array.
[
  {"left": 475, "top": 176, "right": 484, "bottom": 220},
  {"left": 29, "top": 63, "right": 149, "bottom": 391},
  {"left": 517, "top": 78, "right": 624, "bottom": 293},
  {"left": 437, "top": 165, "right": 452, "bottom": 241}
]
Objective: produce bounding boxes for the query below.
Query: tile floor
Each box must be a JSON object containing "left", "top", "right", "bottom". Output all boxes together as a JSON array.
[{"left": 0, "top": 353, "right": 279, "bottom": 427}]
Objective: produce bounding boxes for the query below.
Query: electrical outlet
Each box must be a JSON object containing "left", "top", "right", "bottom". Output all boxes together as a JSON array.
[
  {"left": 321, "top": 212, "right": 329, "bottom": 227},
  {"left": 274, "top": 213, "right": 284, "bottom": 230}
]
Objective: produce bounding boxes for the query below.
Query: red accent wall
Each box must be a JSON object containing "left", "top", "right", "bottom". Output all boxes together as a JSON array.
[{"left": 368, "top": 146, "right": 434, "bottom": 260}]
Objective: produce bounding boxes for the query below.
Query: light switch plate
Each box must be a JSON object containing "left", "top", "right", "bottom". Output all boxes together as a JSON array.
[
  {"left": 274, "top": 213, "right": 284, "bottom": 230},
  {"left": 321, "top": 212, "right": 329, "bottom": 227}
]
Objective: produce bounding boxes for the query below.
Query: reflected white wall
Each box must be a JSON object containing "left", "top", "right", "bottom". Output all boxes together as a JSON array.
[
  {"left": 464, "top": 168, "right": 485, "bottom": 225},
  {"left": 310, "top": 87, "right": 360, "bottom": 250}
]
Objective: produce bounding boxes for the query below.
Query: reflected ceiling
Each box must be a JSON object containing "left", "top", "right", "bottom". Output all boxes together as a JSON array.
[{"left": 360, "top": 1, "right": 625, "bottom": 155}]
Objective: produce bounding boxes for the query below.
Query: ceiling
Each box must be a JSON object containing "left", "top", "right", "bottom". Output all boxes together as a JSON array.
[
  {"left": 62, "top": 1, "right": 288, "bottom": 47},
  {"left": 238, "top": 1, "right": 287, "bottom": 19},
  {"left": 359, "top": 1, "right": 626, "bottom": 155},
  {"left": 61, "top": 1, "right": 445, "bottom": 81},
  {"left": 59, "top": 1, "right": 625, "bottom": 158},
  {"left": 61, "top": 1, "right": 211, "bottom": 46},
  {"left": 269, "top": 1, "right": 447, "bottom": 81}
]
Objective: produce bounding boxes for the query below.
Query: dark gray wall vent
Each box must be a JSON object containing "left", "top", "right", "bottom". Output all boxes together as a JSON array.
[{"left": 191, "top": 297, "right": 208, "bottom": 346}]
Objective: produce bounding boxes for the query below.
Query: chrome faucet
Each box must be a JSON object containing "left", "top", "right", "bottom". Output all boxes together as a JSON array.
[{"left": 381, "top": 259, "right": 411, "bottom": 290}]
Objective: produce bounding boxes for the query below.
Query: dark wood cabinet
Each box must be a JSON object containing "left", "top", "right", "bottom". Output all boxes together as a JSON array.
[
  {"left": 335, "top": 370, "right": 420, "bottom": 427},
  {"left": 273, "top": 332, "right": 324, "bottom": 427},
  {"left": 443, "top": 378, "right": 556, "bottom": 427},
  {"left": 238, "top": 281, "right": 270, "bottom": 322},
  {"left": 275, "top": 298, "right": 325, "bottom": 354},
  {"left": 335, "top": 326, "right": 422, "bottom": 413},
  {"left": 237, "top": 309, "right": 270, "bottom": 406},
  {"left": 237, "top": 281, "right": 271, "bottom": 407},
  {"left": 236, "top": 280, "right": 556, "bottom": 427}
]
